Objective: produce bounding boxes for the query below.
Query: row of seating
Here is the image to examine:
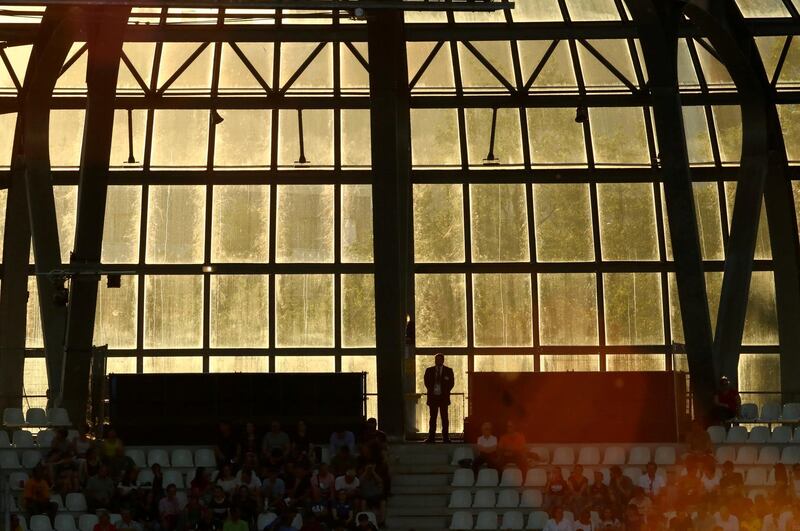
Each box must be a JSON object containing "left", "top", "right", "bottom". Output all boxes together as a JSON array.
[
  {"left": 450, "top": 489, "right": 544, "bottom": 509},
  {"left": 709, "top": 425, "right": 800, "bottom": 444},
  {"left": 450, "top": 446, "right": 678, "bottom": 467},
  {"left": 450, "top": 467, "right": 656, "bottom": 488},
  {"left": 0, "top": 429, "right": 75, "bottom": 450},
  {"left": 2, "top": 409, "right": 71, "bottom": 428},
  {"left": 735, "top": 402, "right": 800, "bottom": 424},
  {"left": 124, "top": 448, "right": 215, "bottom": 469},
  {"left": 714, "top": 445, "right": 800, "bottom": 465},
  {"left": 451, "top": 510, "right": 551, "bottom": 530}
]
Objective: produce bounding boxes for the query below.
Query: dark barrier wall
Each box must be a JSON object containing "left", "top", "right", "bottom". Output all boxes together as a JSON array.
[
  {"left": 467, "top": 371, "right": 688, "bottom": 443},
  {"left": 108, "top": 372, "right": 366, "bottom": 444}
]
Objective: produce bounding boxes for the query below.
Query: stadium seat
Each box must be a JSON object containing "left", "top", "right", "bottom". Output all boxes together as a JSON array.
[
  {"left": 0, "top": 450, "right": 22, "bottom": 469},
  {"left": 795, "top": 428, "right": 800, "bottom": 443},
  {"left": 520, "top": 489, "right": 542, "bottom": 508},
  {"left": 36, "top": 430, "right": 55, "bottom": 449},
  {"left": 528, "top": 447, "right": 550, "bottom": 464},
  {"left": 46, "top": 409, "right": 71, "bottom": 427},
  {"left": 780, "top": 446, "right": 800, "bottom": 464},
  {"left": 109, "top": 515, "right": 122, "bottom": 526},
  {"left": 473, "top": 490, "right": 496, "bottom": 508},
  {"left": 50, "top": 494, "right": 64, "bottom": 512},
  {"left": 164, "top": 470, "right": 184, "bottom": 489},
  {"left": 30, "top": 515, "right": 53, "bottom": 531},
  {"left": 771, "top": 426, "right": 792, "bottom": 444},
  {"left": 5, "top": 493, "right": 19, "bottom": 511},
  {"left": 745, "top": 468, "right": 767, "bottom": 486},
  {"left": 476, "top": 468, "right": 499, "bottom": 487},
  {"left": 13, "top": 430, "right": 36, "bottom": 448},
  {"left": 475, "top": 511, "right": 498, "bottom": 530},
  {"left": 195, "top": 448, "right": 216, "bottom": 468},
  {"left": 497, "top": 490, "right": 520, "bottom": 508},
  {"left": 3, "top": 408, "right": 25, "bottom": 427},
  {"left": 9, "top": 472, "right": 28, "bottom": 490},
  {"left": 759, "top": 403, "right": 781, "bottom": 422},
  {"left": 735, "top": 446, "right": 758, "bottom": 465},
  {"left": 22, "top": 450, "right": 42, "bottom": 469},
  {"left": 147, "top": 449, "right": 170, "bottom": 467},
  {"left": 552, "top": 447, "right": 574, "bottom": 465},
  {"left": 450, "top": 511, "right": 473, "bottom": 530},
  {"left": 627, "top": 446, "right": 650, "bottom": 465},
  {"left": 501, "top": 511, "right": 524, "bottom": 530},
  {"left": 137, "top": 469, "right": 155, "bottom": 486},
  {"left": 25, "top": 409, "right": 47, "bottom": 427},
  {"left": 602, "top": 447, "right": 625, "bottom": 465},
  {"left": 54, "top": 514, "right": 77, "bottom": 531},
  {"left": 654, "top": 446, "right": 676, "bottom": 465},
  {"left": 707, "top": 426, "right": 726, "bottom": 444},
  {"left": 125, "top": 449, "right": 146, "bottom": 468},
  {"left": 176, "top": 492, "right": 188, "bottom": 509},
  {"left": 738, "top": 403, "right": 758, "bottom": 422},
  {"left": 563, "top": 511, "right": 575, "bottom": 524},
  {"left": 524, "top": 469, "right": 546, "bottom": 487},
  {"left": 78, "top": 515, "right": 98, "bottom": 531},
  {"left": 725, "top": 426, "right": 748, "bottom": 444},
  {"left": 451, "top": 447, "right": 474, "bottom": 465},
  {"left": 257, "top": 513, "right": 278, "bottom": 530},
  {"left": 622, "top": 467, "right": 642, "bottom": 483},
  {"left": 0, "top": 430, "right": 11, "bottom": 448},
  {"left": 757, "top": 446, "right": 780, "bottom": 465},
  {"left": 452, "top": 469, "right": 475, "bottom": 487},
  {"left": 449, "top": 490, "right": 472, "bottom": 509},
  {"left": 748, "top": 426, "right": 770, "bottom": 444},
  {"left": 500, "top": 468, "right": 523, "bottom": 487},
  {"left": 578, "top": 447, "right": 600, "bottom": 465},
  {"left": 65, "top": 493, "right": 88, "bottom": 512},
  {"left": 171, "top": 449, "right": 194, "bottom": 468},
  {"left": 526, "top": 511, "right": 548, "bottom": 530},
  {"left": 715, "top": 446, "right": 736, "bottom": 464},
  {"left": 782, "top": 403, "right": 800, "bottom": 422}
]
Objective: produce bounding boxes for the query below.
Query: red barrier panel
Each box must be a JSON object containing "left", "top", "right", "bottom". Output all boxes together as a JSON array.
[{"left": 466, "top": 371, "right": 688, "bottom": 443}]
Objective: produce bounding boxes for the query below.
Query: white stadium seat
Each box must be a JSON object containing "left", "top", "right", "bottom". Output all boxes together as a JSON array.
[
  {"left": 563, "top": 511, "right": 575, "bottom": 524},
  {"left": 757, "top": 446, "right": 780, "bottom": 465},
  {"left": 476, "top": 468, "right": 499, "bottom": 487},
  {"left": 520, "top": 489, "right": 542, "bottom": 508},
  {"left": 78, "top": 515, "right": 98, "bottom": 531},
  {"left": 109, "top": 515, "right": 122, "bottom": 526},
  {"left": 65, "top": 493, "right": 88, "bottom": 512},
  {"left": 30, "top": 515, "right": 53, "bottom": 531},
  {"left": 15, "top": 515, "right": 28, "bottom": 531},
  {"left": 715, "top": 446, "right": 736, "bottom": 464},
  {"left": 500, "top": 468, "right": 522, "bottom": 487},
  {"left": 3, "top": 408, "right": 25, "bottom": 427},
  {"left": 171, "top": 449, "right": 194, "bottom": 468},
  {"left": 451, "top": 447, "right": 474, "bottom": 465},
  {"left": 452, "top": 469, "right": 475, "bottom": 487},
  {"left": 22, "top": 450, "right": 43, "bottom": 469},
  {"left": 36, "top": 430, "right": 56, "bottom": 449},
  {"left": 795, "top": 428, "right": 800, "bottom": 443},
  {"left": 50, "top": 494, "right": 64, "bottom": 512},
  {"left": 627, "top": 446, "right": 650, "bottom": 465},
  {"left": 726, "top": 426, "right": 748, "bottom": 444},
  {"left": 163, "top": 470, "right": 184, "bottom": 489},
  {"left": 25, "top": 409, "right": 48, "bottom": 427},
  {"left": 13, "top": 431, "right": 36, "bottom": 449},
  {"left": 125, "top": 449, "right": 146, "bottom": 468},
  {"left": 771, "top": 426, "right": 792, "bottom": 444},
  {"left": 524, "top": 469, "right": 546, "bottom": 487},
  {"left": 0, "top": 430, "right": 10, "bottom": 448},
  {"left": 602, "top": 447, "right": 625, "bottom": 465},
  {"left": 475, "top": 511, "right": 498, "bottom": 530},
  {"left": 496, "top": 490, "right": 520, "bottom": 508},
  {"left": 0, "top": 450, "right": 22, "bottom": 469},
  {"left": 54, "top": 515, "right": 77, "bottom": 531},
  {"left": 578, "top": 447, "right": 600, "bottom": 465},
  {"left": 748, "top": 426, "right": 770, "bottom": 444},
  {"left": 623, "top": 467, "right": 642, "bottom": 483},
  {"left": 738, "top": 403, "right": 758, "bottom": 422},
  {"left": 137, "top": 469, "right": 155, "bottom": 486},
  {"left": 147, "top": 448, "right": 170, "bottom": 467},
  {"left": 257, "top": 513, "right": 278, "bottom": 530},
  {"left": 46, "top": 409, "right": 71, "bottom": 427},
  {"left": 745, "top": 468, "right": 767, "bottom": 487},
  {"left": 473, "top": 490, "right": 496, "bottom": 508},
  {"left": 552, "top": 447, "right": 574, "bottom": 465},
  {"left": 501, "top": 511, "right": 524, "bottom": 530},
  {"left": 451, "top": 511, "right": 473, "bottom": 530},
  {"left": 655, "top": 446, "right": 676, "bottom": 465},
  {"left": 9, "top": 472, "right": 28, "bottom": 490},
  {"left": 528, "top": 447, "right": 550, "bottom": 464},
  {"left": 449, "top": 490, "right": 472, "bottom": 509},
  {"left": 735, "top": 446, "right": 758, "bottom": 465},
  {"left": 782, "top": 403, "right": 800, "bottom": 422},
  {"left": 759, "top": 403, "right": 781, "bottom": 422},
  {"left": 707, "top": 426, "right": 726, "bottom": 444},
  {"left": 195, "top": 449, "right": 216, "bottom": 468},
  {"left": 780, "top": 446, "right": 800, "bottom": 465},
  {"left": 526, "top": 511, "right": 548, "bottom": 530}
]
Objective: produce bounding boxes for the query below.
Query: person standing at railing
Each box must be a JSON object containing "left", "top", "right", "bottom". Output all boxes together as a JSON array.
[{"left": 424, "top": 353, "right": 454, "bottom": 443}]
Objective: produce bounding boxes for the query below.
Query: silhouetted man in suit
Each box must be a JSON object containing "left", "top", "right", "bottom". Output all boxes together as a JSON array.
[{"left": 424, "top": 353, "right": 454, "bottom": 443}]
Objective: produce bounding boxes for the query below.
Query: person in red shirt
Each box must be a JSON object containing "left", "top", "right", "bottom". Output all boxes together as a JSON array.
[
  {"left": 93, "top": 512, "right": 117, "bottom": 531},
  {"left": 712, "top": 376, "right": 741, "bottom": 425},
  {"left": 497, "top": 421, "right": 528, "bottom": 474}
]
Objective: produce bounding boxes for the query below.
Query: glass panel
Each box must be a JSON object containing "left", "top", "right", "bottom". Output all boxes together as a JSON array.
[
  {"left": 110, "top": 109, "right": 146, "bottom": 168},
  {"left": 219, "top": 43, "right": 273, "bottom": 91},
  {"left": 538, "top": 273, "right": 598, "bottom": 346},
  {"left": 470, "top": 184, "right": 529, "bottom": 263},
  {"left": 668, "top": 272, "right": 722, "bottom": 344},
  {"left": 341, "top": 109, "right": 372, "bottom": 167},
  {"left": 724, "top": 182, "right": 771, "bottom": 260},
  {"left": 565, "top": 0, "right": 619, "bottom": 20},
  {"left": 50, "top": 110, "right": 85, "bottom": 168},
  {"left": 465, "top": 108, "right": 523, "bottom": 167},
  {"left": 0, "top": 189, "right": 5, "bottom": 258},
  {"left": 118, "top": 43, "right": 155, "bottom": 92},
  {"left": 511, "top": 0, "right": 562, "bottom": 21},
  {"left": 0, "top": 114, "right": 14, "bottom": 168},
  {"left": 26, "top": 277, "right": 43, "bottom": 349},
  {"left": 23, "top": 358, "right": 48, "bottom": 414},
  {"left": 533, "top": 183, "right": 594, "bottom": 262},
  {"left": 341, "top": 43, "right": 369, "bottom": 91},
  {"left": 146, "top": 185, "right": 206, "bottom": 264},
  {"left": 341, "top": 356, "right": 377, "bottom": 394},
  {"left": 413, "top": 184, "right": 465, "bottom": 263},
  {"left": 578, "top": 40, "right": 636, "bottom": 89},
  {"left": 743, "top": 272, "right": 779, "bottom": 346},
  {"left": 712, "top": 106, "right": 742, "bottom": 165},
  {"left": 540, "top": 355, "right": 600, "bottom": 372},
  {"left": 210, "top": 275, "right": 269, "bottom": 348},
  {"left": 527, "top": 108, "right": 587, "bottom": 166},
  {"left": 597, "top": 183, "right": 659, "bottom": 261},
  {"left": 102, "top": 186, "right": 142, "bottom": 264},
  {"left": 143, "top": 357, "right": 204, "bottom": 373},
  {"left": 663, "top": 182, "right": 724, "bottom": 261},
  {"left": 275, "top": 274, "right": 334, "bottom": 348},
  {"left": 472, "top": 273, "right": 533, "bottom": 347},
  {"left": 143, "top": 275, "right": 204, "bottom": 349},
  {"left": 275, "top": 356, "right": 335, "bottom": 372},
  {"left": 518, "top": 41, "right": 576, "bottom": 89},
  {"left": 414, "top": 274, "right": 467, "bottom": 348},
  {"left": 94, "top": 276, "right": 138, "bottom": 350},
  {"left": 473, "top": 356, "right": 534, "bottom": 372},
  {"left": 735, "top": 0, "right": 789, "bottom": 18},
  {"left": 458, "top": 42, "right": 514, "bottom": 91},
  {"left": 342, "top": 274, "right": 376, "bottom": 348},
  {"left": 682, "top": 106, "right": 713, "bottom": 165},
  {"left": 589, "top": 107, "right": 649, "bottom": 166},
  {"left": 606, "top": 355, "right": 666, "bottom": 371},
  {"left": 214, "top": 110, "right": 271, "bottom": 167},
  {"left": 406, "top": 42, "right": 454, "bottom": 91},
  {"left": 211, "top": 185, "right": 269, "bottom": 263},
  {"left": 410, "top": 109, "right": 460, "bottom": 167},
  {"left": 209, "top": 356, "right": 269, "bottom": 372},
  {"left": 341, "top": 185, "right": 373, "bottom": 263},
  {"left": 151, "top": 110, "right": 209, "bottom": 168},
  {"left": 276, "top": 185, "right": 334, "bottom": 263},
  {"left": 696, "top": 45, "right": 734, "bottom": 88},
  {"left": 603, "top": 273, "right": 664, "bottom": 345},
  {"left": 277, "top": 109, "right": 333, "bottom": 167},
  {"left": 279, "top": 43, "right": 332, "bottom": 91},
  {"left": 157, "top": 43, "right": 213, "bottom": 90},
  {"left": 106, "top": 357, "right": 137, "bottom": 374},
  {"left": 778, "top": 105, "right": 800, "bottom": 163},
  {"left": 738, "top": 354, "right": 781, "bottom": 411},
  {"left": 54, "top": 186, "right": 78, "bottom": 264}
]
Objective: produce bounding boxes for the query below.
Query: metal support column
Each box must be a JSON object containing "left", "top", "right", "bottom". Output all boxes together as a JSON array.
[{"left": 367, "top": 10, "right": 411, "bottom": 437}]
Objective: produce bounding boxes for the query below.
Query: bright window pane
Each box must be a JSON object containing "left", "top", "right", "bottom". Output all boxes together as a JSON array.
[
  {"left": 23, "top": 358, "right": 48, "bottom": 413},
  {"left": 277, "top": 109, "right": 333, "bottom": 167},
  {"left": 472, "top": 273, "right": 533, "bottom": 347},
  {"left": 94, "top": 276, "right": 138, "bottom": 350},
  {"left": 151, "top": 110, "right": 209, "bottom": 168},
  {"left": 219, "top": 43, "right": 273, "bottom": 91},
  {"left": 606, "top": 354, "right": 666, "bottom": 371},
  {"left": 342, "top": 274, "right": 376, "bottom": 348},
  {"left": 470, "top": 184, "right": 529, "bottom": 263},
  {"left": 473, "top": 356, "right": 534, "bottom": 372},
  {"left": 738, "top": 354, "right": 781, "bottom": 411},
  {"left": 54, "top": 186, "right": 77, "bottom": 264},
  {"left": 341, "top": 356, "right": 377, "bottom": 393},
  {"left": 275, "top": 274, "right": 334, "bottom": 348},
  {"left": 102, "top": 186, "right": 141, "bottom": 264},
  {"left": 724, "top": 182, "right": 771, "bottom": 260},
  {"left": 712, "top": 106, "right": 742, "bottom": 165},
  {"left": 597, "top": 183, "right": 659, "bottom": 261},
  {"left": 209, "top": 356, "right": 268, "bottom": 372},
  {"left": 410, "top": 109, "right": 460, "bottom": 167},
  {"left": 210, "top": 275, "right": 269, "bottom": 348},
  {"left": 214, "top": 110, "right": 270, "bottom": 167},
  {"left": 26, "top": 277, "right": 43, "bottom": 349},
  {"left": 540, "top": 355, "right": 600, "bottom": 371},
  {"left": 106, "top": 357, "right": 137, "bottom": 374},
  {"left": 341, "top": 109, "right": 372, "bottom": 167},
  {"left": 146, "top": 185, "right": 206, "bottom": 264},
  {"left": 682, "top": 106, "right": 713, "bottom": 165},
  {"left": 275, "top": 356, "right": 335, "bottom": 372},
  {"left": 414, "top": 274, "right": 467, "bottom": 347},
  {"left": 157, "top": 43, "right": 213, "bottom": 90},
  {"left": 465, "top": 108, "right": 523, "bottom": 167},
  {"left": 279, "top": 43, "right": 332, "bottom": 91},
  {"left": 533, "top": 183, "right": 594, "bottom": 262},
  {"left": 603, "top": 273, "right": 664, "bottom": 345},
  {"left": 413, "top": 184, "right": 465, "bottom": 263},
  {"left": 341, "top": 185, "right": 373, "bottom": 263},
  {"left": 50, "top": 110, "right": 84, "bottom": 168},
  {"left": 589, "top": 107, "right": 649, "bottom": 166},
  {"left": 110, "top": 109, "right": 146, "bottom": 168},
  {"left": 276, "top": 185, "right": 334, "bottom": 263},
  {"left": 143, "top": 357, "right": 203, "bottom": 373},
  {"left": 743, "top": 272, "right": 779, "bottom": 346},
  {"left": 578, "top": 40, "right": 635, "bottom": 88},
  {"left": 527, "top": 108, "right": 587, "bottom": 166},
  {"left": 144, "top": 275, "right": 204, "bottom": 349},
  {"left": 211, "top": 185, "right": 269, "bottom": 263},
  {"left": 538, "top": 273, "right": 598, "bottom": 346}
]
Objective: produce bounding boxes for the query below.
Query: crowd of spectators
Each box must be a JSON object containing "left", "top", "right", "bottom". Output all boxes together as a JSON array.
[{"left": 16, "top": 418, "right": 389, "bottom": 531}]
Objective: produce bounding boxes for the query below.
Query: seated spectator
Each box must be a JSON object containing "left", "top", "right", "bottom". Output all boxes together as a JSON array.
[
  {"left": 567, "top": 464, "right": 589, "bottom": 515},
  {"left": 718, "top": 461, "right": 743, "bottom": 493},
  {"left": 329, "top": 428, "right": 356, "bottom": 457},
  {"left": 311, "top": 463, "right": 336, "bottom": 502},
  {"left": 208, "top": 486, "right": 230, "bottom": 528},
  {"left": 215, "top": 421, "right": 241, "bottom": 469},
  {"left": 275, "top": 512, "right": 298, "bottom": 531},
  {"left": 356, "top": 512, "right": 378, "bottom": 531},
  {"left": 182, "top": 493, "right": 207, "bottom": 529},
  {"left": 684, "top": 420, "right": 714, "bottom": 468},
  {"left": 542, "top": 507, "right": 571, "bottom": 531},
  {"left": 108, "top": 446, "right": 136, "bottom": 483},
  {"left": 543, "top": 466, "right": 569, "bottom": 511},
  {"left": 361, "top": 418, "right": 387, "bottom": 446},
  {"left": 292, "top": 420, "right": 315, "bottom": 464},
  {"left": 669, "top": 509, "right": 693, "bottom": 531},
  {"left": 236, "top": 468, "right": 261, "bottom": 491},
  {"left": 233, "top": 485, "right": 259, "bottom": 526},
  {"left": 116, "top": 510, "right": 143, "bottom": 531},
  {"left": 261, "top": 468, "right": 287, "bottom": 510},
  {"left": 191, "top": 467, "right": 213, "bottom": 502},
  {"left": 23, "top": 465, "right": 58, "bottom": 521},
  {"left": 588, "top": 470, "right": 609, "bottom": 511},
  {"left": 99, "top": 427, "right": 124, "bottom": 462},
  {"left": 159, "top": 483, "right": 182, "bottom": 531},
  {"left": 262, "top": 421, "right": 291, "bottom": 458},
  {"left": 81, "top": 447, "right": 103, "bottom": 483},
  {"left": 624, "top": 503, "right": 644, "bottom": 531},
  {"left": 701, "top": 463, "right": 720, "bottom": 494},
  {"left": 116, "top": 468, "right": 138, "bottom": 510},
  {"left": 240, "top": 422, "right": 260, "bottom": 456},
  {"left": 9, "top": 514, "right": 23, "bottom": 531},
  {"left": 71, "top": 424, "right": 94, "bottom": 458},
  {"left": 217, "top": 464, "right": 239, "bottom": 494},
  {"left": 596, "top": 507, "right": 621, "bottom": 530},
  {"left": 471, "top": 422, "right": 498, "bottom": 473},
  {"left": 223, "top": 507, "right": 248, "bottom": 531},
  {"left": 334, "top": 468, "right": 360, "bottom": 500},
  {"left": 628, "top": 487, "right": 652, "bottom": 520},
  {"left": 86, "top": 464, "right": 116, "bottom": 511},
  {"left": 300, "top": 511, "right": 324, "bottom": 531},
  {"left": 711, "top": 376, "right": 741, "bottom": 425},
  {"left": 94, "top": 512, "right": 117, "bottom": 531},
  {"left": 608, "top": 466, "right": 633, "bottom": 512},
  {"left": 497, "top": 421, "right": 528, "bottom": 473},
  {"left": 358, "top": 464, "right": 386, "bottom": 526},
  {"left": 573, "top": 510, "right": 593, "bottom": 531},
  {"left": 713, "top": 505, "right": 739, "bottom": 531},
  {"left": 331, "top": 445, "right": 357, "bottom": 477},
  {"left": 331, "top": 489, "right": 354, "bottom": 528},
  {"left": 637, "top": 462, "right": 665, "bottom": 498}
]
